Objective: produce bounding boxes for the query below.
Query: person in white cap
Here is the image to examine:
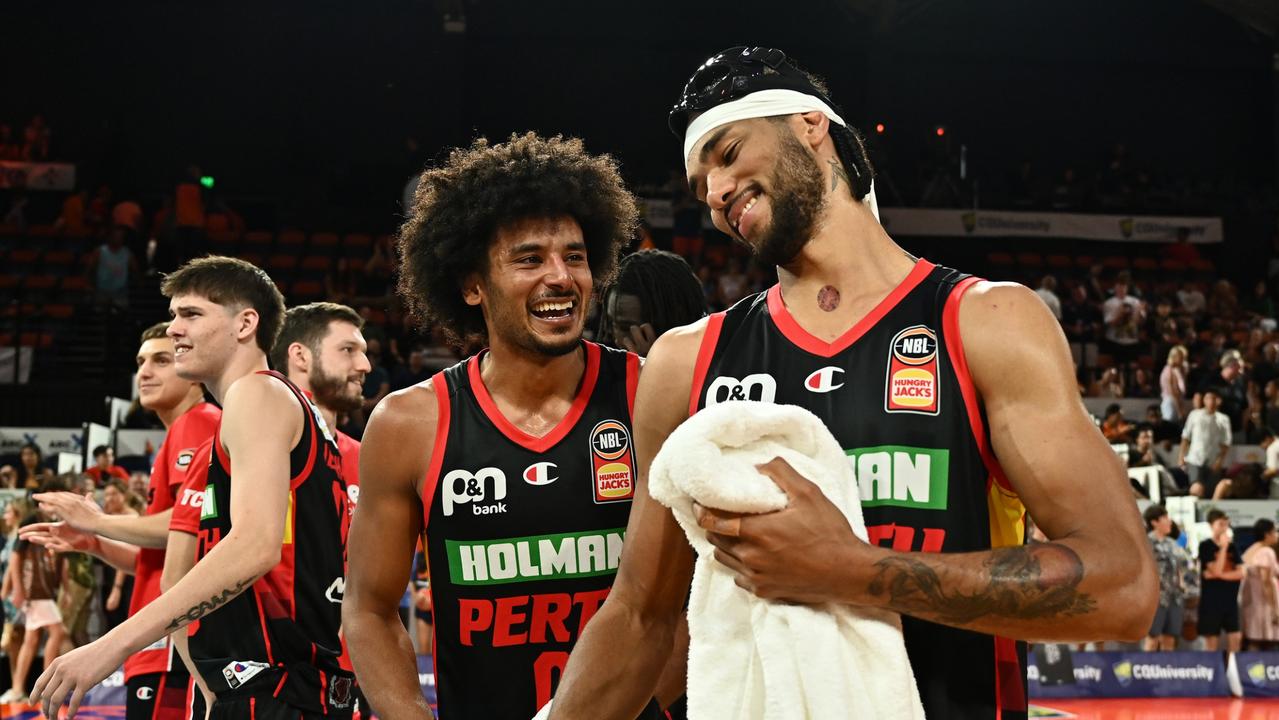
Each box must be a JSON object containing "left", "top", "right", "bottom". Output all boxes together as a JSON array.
[{"left": 549, "top": 46, "right": 1157, "bottom": 720}]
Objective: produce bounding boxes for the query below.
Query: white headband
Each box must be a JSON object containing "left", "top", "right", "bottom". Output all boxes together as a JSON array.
[
  {"left": 682, "top": 88, "right": 847, "bottom": 162},
  {"left": 682, "top": 88, "right": 878, "bottom": 221}
]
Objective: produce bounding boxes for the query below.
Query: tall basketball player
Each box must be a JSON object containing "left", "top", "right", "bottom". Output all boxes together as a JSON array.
[
  {"left": 158, "top": 301, "right": 372, "bottom": 720},
  {"left": 31, "top": 256, "right": 354, "bottom": 720},
  {"left": 20, "top": 321, "right": 219, "bottom": 720},
  {"left": 550, "top": 47, "right": 1157, "bottom": 720},
  {"left": 343, "top": 133, "right": 670, "bottom": 719}
]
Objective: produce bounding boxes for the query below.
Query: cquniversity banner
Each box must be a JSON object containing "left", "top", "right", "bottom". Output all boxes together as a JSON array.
[
  {"left": 1029, "top": 651, "right": 1228, "bottom": 698},
  {"left": 1236, "top": 652, "right": 1279, "bottom": 698}
]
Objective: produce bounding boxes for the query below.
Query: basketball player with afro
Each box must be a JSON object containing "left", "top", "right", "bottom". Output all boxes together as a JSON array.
[{"left": 345, "top": 132, "right": 682, "bottom": 719}]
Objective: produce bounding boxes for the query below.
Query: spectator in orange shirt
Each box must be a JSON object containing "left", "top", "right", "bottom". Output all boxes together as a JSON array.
[
  {"left": 1102, "top": 403, "right": 1137, "bottom": 443},
  {"left": 84, "top": 446, "right": 129, "bottom": 486}
]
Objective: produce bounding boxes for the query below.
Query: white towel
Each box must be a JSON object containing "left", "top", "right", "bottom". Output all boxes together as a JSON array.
[{"left": 648, "top": 401, "right": 925, "bottom": 720}]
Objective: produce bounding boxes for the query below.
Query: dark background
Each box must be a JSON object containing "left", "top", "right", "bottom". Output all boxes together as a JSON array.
[{"left": 8, "top": 0, "right": 1277, "bottom": 232}]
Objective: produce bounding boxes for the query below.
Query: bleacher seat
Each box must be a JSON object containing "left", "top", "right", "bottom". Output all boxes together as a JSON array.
[
  {"left": 10, "top": 249, "right": 39, "bottom": 265},
  {"left": 43, "top": 250, "right": 76, "bottom": 269},
  {"left": 1046, "top": 254, "right": 1072, "bottom": 269},
  {"left": 1015, "top": 252, "right": 1043, "bottom": 269},
  {"left": 23, "top": 275, "right": 58, "bottom": 291},
  {"left": 61, "top": 276, "right": 89, "bottom": 293},
  {"left": 311, "top": 232, "right": 340, "bottom": 253},
  {"left": 342, "top": 233, "right": 372, "bottom": 257},
  {"left": 267, "top": 254, "right": 299, "bottom": 272},
  {"left": 278, "top": 230, "right": 306, "bottom": 248},
  {"left": 208, "top": 231, "right": 239, "bottom": 251},
  {"left": 1101, "top": 255, "right": 1130, "bottom": 270},
  {"left": 1074, "top": 255, "right": 1095, "bottom": 269},
  {"left": 291, "top": 280, "right": 324, "bottom": 301},
  {"left": 243, "top": 231, "right": 274, "bottom": 249}
]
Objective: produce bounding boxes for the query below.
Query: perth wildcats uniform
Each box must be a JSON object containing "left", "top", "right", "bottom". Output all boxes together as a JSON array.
[
  {"left": 689, "top": 259, "right": 1028, "bottom": 720},
  {"left": 422, "top": 342, "right": 642, "bottom": 719},
  {"left": 190, "top": 371, "right": 353, "bottom": 719}
]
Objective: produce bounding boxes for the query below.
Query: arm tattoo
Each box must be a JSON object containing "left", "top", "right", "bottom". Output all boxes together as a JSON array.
[
  {"left": 867, "top": 543, "right": 1096, "bottom": 625},
  {"left": 829, "top": 159, "right": 852, "bottom": 192},
  {"left": 167, "top": 577, "right": 256, "bottom": 630}
]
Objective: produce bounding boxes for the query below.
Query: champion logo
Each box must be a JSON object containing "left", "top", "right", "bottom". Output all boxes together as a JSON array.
[
  {"left": 804, "top": 366, "right": 845, "bottom": 393},
  {"left": 523, "top": 462, "right": 558, "bottom": 487}
]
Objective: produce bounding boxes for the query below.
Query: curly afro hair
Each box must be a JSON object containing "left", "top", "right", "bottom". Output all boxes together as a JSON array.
[{"left": 397, "top": 132, "right": 640, "bottom": 345}]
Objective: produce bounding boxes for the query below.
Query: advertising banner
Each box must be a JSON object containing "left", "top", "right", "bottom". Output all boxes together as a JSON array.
[{"left": 1029, "top": 651, "right": 1228, "bottom": 699}]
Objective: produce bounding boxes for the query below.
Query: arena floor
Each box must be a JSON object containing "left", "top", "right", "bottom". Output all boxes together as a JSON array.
[{"left": 1033, "top": 698, "right": 1279, "bottom": 719}]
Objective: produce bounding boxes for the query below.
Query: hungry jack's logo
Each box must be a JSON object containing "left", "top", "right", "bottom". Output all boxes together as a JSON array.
[
  {"left": 885, "top": 325, "right": 940, "bottom": 416},
  {"left": 589, "top": 420, "right": 634, "bottom": 504}
]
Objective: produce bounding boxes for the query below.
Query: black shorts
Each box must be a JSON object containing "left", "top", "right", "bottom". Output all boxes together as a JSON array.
[
  {"left": 126, "top": 670, "right": 191, "bottom": 720},
  {"left": 208, "top": 694, "right": 353, "bottom": 720},
  {"left": 1198, "top": 598, "right": 1240, "bottom": 635}
]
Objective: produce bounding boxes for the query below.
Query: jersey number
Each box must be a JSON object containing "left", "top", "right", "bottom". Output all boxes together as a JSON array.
[
  {"left": 867, "top": 524, "right": 945, "bottom": 552},
  {"left": 533, "top": 651, "right": 569, "bottom": 711}
]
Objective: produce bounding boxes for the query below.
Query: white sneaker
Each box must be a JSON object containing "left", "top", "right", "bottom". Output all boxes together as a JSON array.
[{"left": 0, "top": 688, "right": 28, "bottom": 704}]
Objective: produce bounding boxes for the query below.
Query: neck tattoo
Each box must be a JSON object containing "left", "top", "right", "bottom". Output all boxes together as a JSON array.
[{"left": 818, "top": 285, "right": 841, "bottom": 312}]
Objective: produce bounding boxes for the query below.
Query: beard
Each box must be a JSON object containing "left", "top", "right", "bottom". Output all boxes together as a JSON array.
[
  {"left": 750, "top": 129, "right": 827, "bottom": 268},
  {"left": 309, "top": 359, "right": 364, "bottom": 414},
  {"left": 485, "top": 282, "right": 583, "bottom": 358}
]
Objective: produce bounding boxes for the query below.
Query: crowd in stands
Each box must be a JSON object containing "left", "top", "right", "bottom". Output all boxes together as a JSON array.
[
  {"left": 0, "top": 116, "right": 52, "bottom": 163},
  {"left": 0, "top": 468, "right": 148, "bottom": 701}
]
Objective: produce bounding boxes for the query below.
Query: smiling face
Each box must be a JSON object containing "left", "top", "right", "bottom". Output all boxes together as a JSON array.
[
  {"left": 466, "top": 216, "right": 592, "bottom": 357},
  {"left": 136, "top": 337, "right": 199, "bottom": 412},
  {"left": 167, "top": 294, "right": 252, "bottom": 383},
  {"left": 685, "top": 116, "right": 827, "bottom": 268}
]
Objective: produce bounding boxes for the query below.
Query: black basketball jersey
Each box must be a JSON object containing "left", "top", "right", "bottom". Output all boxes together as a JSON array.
[
  {"left": 691, "top": 259, "right": 1028, "bottom": 720},
  {"left": 423, "top": 342, "right": 640, "bottom": 719},
  {"left": 193, "top": 371, "right": 354, "bottom": 714}
]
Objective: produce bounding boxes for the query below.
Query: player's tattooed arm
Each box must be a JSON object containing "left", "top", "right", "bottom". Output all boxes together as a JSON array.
[
  {"left": 165, "top": 575, "right": 256, "bottom": 630},
  {"left": 866, "top": 543, "right": 1096, "bottom": 625}
]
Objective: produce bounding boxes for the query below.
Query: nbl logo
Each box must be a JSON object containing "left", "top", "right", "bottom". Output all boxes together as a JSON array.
[
  {"left": 590, "top": 420, "right": 635, "bottom": 503},
  {"left": 893, "top": 327, "right": 937, "bottom": 365},
  {"left": 590, "top": 422, "right": 629, "bottom": 460}
]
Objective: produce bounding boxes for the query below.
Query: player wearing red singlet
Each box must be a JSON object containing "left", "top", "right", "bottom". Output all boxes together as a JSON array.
[
  {"left": 30, "top": 257, "right": 354, "bottom": 720},
  {"left": 21, "top": 322, "right": 217, "bottom": 720}
]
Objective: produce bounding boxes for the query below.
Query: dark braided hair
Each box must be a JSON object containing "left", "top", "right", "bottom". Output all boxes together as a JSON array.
[{"left": 599, "top": 250, "right": 707, "bottom": 345}]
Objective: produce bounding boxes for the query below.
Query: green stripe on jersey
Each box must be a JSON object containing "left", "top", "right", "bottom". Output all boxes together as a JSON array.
[{"left": 445, "top": 528, "right": 626, "bottom": 586}]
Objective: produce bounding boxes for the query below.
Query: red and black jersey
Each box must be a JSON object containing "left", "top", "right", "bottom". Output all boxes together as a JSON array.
[
  {"left": 191, "top": 371, "right": 353, "bottom": 715},
  {"left": 690, "top": 259, "right": 1028, "bottom": 720},
  {"left": 126, "top": 401, "right": 221, "bottom": 681},
  {"left": 423, "top": 342, "right": 639, "bottom": 720}
]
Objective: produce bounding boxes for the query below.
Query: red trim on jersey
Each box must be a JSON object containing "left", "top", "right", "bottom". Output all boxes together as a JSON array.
[
  {"left": 273, "top": 673, "right": 288, "bottom": 697},
  {"left": 249, "top": 697, "right": 256, "bottom": 720},
  {"left": 259, "top": 371, "right": 319, "bottom": 490},
  {"left": 995, "top": 636, "right": 1025, "bottom": 712},
  {"left": 688, "top": 313, "right": 726, "bottom": 417},
  {"left": 466, "top": 342, "right": 601, "bottom": 453},
  {"left": 424, "top": 545, "right": 443, "bottom": 717},
  {"left": 420, "top": 372, "right": 452, "bottom": 528},
  {"left": 941, "top": 276, "right": 1013, "bottom": 493},
  {"left": 767, "top": 259, "right": 936, "bottom": 359},
  {"left": 254, "top": 587, "right": 275, "bottom": 664},
  {"left": 126, "top": 402, "right": 221, "bottom": 681},
  {"left": 625, "top": 351, "right": 640, "bottom": 420}
]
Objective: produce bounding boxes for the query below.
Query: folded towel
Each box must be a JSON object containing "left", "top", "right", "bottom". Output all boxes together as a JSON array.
[{"left": 648, "top": 401, "right": 925, "bottom": 719}]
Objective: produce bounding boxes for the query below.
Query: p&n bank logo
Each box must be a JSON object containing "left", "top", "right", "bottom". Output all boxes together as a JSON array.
[
  {"left": 706, "top": 373, "right": 777, "bottom": 406},
  {"left": 442, "top": 467, "right": 507, "bottom": 516}
]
